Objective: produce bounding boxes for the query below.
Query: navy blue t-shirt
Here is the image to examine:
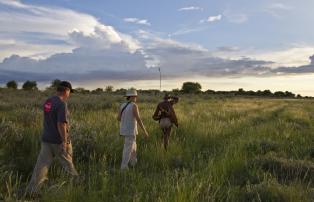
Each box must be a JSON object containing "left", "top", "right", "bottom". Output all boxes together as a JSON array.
[{"left": 41, "top": 96, "right": 68, "bottom": 144}]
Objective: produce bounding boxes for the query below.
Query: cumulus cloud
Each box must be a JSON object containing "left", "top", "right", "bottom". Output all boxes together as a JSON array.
[
  {"left": 68, "top": 25, "right": 141, "bottom": 53},
  {"left": 272, "top": 54, "right": 314, "bottom": 74},
  {"left": 0, "top": 27, "right": 276, "bottom": 83},
  {"left": 0, "top": 0, "right": 140, "bottom": 59},
  {"left": 124, "top": 18, "right": 151, "bottom": 26},
  {"left": 0, "top": 0, "right": 97, "bottom": 35},
  {"left": 178, "top": 6, "right": 203, "bottom": 11},
  {"left": 3, "top": 35, "right": 314, "bottom": 83},
  {"left": 1, "top": 0, "right": 314, "bottom": 85},
  {"left": 192, "top": 57, "right": 273, "bottom": 77},
  {"left": 0, "top": 0, "right": 94, "bottom": 60},
  {"left": 0, "top": 48, "right": 274, "bottom": 83},
  {"left": 250, "top": 47, "right": 314, "bottom": 68}
]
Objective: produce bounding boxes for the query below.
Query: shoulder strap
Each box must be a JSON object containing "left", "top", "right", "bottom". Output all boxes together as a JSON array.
[{"left": 120, "top": 102, "right": 131, "bottom": 116}]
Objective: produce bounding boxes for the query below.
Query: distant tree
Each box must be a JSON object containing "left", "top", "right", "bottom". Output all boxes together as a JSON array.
[
  {"left": 6, "top": 80, "right": 18, "bottom": 89},
  {"left": 22, "top": 80, "right": 37, "bottom": 90},
  {"left": 285, "top": 91, "right": 295, "bottom": 98},
  {"left": 274, "top": 91, "right": 285, "bottom": 97},
  {"left": 50, "top": 79, "right": 61, "bottom": 89},
  {"left": 238, "top": 88, "right": 244, "bottom": 93},
  {"left": 92, "top": 88, "right": 103, "bottom": 94},
  {"left": 246, "top": 90, "right": 255, "bottom": 96},
  {"left": 256, "top": 90, "right": 263, "bottom": 96},
  {"left": 297, "top": 94, "right": 302, "bottom": 99},
  {"left": 181, "top": 82, "right": 202, "bottom": 94},
  {"left": 74, "top": 88, "right": 90, "bottom": 94},
  {"left": 205, "top": 89, "right": 215, "bottom": 94},
  {"left": 105, "top": 85, "right": 114, "bottom": 93},
  {"left": 172, "top": 88, "right": 180, "bottom": 94},
  {"left": 262, "top": 90, "right": 273, "bottom": 96},
  {"left": 139, "top": 89, "right": 160, "bottom": 95},
  {"left": 236, "top": 88, "right": 246, "bottom": 96},
  {"left": 115, "top": 88, "right": 127, "bottom": 94}
]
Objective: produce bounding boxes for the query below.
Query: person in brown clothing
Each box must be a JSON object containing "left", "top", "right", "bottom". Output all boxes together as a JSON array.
[{"left": 153, "top": 94, "right": 179, "bottom": 150}]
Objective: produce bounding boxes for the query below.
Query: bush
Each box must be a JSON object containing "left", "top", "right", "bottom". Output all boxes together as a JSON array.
[
  {"left": 22, "top": 80, "right": 37, "bottom": 91},
  {"left": 181, "top": 82, "right": 202, "bottom": 94},
  {"left": 6, "top": 80, "right": 18, "bottom": 89}
]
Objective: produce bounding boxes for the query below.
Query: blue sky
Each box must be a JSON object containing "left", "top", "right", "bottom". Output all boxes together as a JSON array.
[
  {"left": 21, "top": 0, "right": 314, "bottom": 49},
  {"left": 1, "top": 0, "right": 314, "bottom": 95}
]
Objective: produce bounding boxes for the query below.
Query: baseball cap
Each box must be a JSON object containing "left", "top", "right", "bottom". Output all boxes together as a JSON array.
[{"left": 58, "top": 81, "right": 73, "bottom": 92}]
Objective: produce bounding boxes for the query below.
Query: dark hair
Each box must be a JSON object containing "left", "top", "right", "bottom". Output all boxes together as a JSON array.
[
  {"left": 164, "top": 93, "right": 171, "bottom": 100},
  {"left": 57, "top": 81, "right": 73, "bottom": 93},
  {"left": 126, "top": 96, "right": 131, "bottom": 101},
  {"left": 57, "top": 86, "right": 67, "bottom": 92}
]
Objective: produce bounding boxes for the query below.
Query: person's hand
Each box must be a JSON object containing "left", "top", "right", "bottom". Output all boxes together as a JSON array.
[{"left": 61, "top": 142, "right": 67, "bottom": 153}]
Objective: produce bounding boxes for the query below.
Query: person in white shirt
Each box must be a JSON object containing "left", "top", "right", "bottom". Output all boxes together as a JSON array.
[{"left": 117, "top": 89, "right": 149, "bottom": 170}]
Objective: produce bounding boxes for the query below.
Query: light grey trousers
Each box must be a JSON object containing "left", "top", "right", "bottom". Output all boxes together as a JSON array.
[
  {"left": 27, "top": 142, "right": 79, "bottom": 193},
  {"left": 121, "top": 136, "right": 137, "bottom": 170}
]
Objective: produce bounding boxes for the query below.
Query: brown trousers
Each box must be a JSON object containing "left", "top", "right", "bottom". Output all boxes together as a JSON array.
[{"left": 27, "top": 142, "right": 78, "bottom": 193}]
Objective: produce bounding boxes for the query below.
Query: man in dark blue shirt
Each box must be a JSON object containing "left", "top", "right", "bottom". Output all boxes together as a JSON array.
[{"left": 26, "top": 81, "right": 78, "bottom": 195}]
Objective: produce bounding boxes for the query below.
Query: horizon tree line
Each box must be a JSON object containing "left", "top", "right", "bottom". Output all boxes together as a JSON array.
[{"left": 2, "top": 79, "right": 305, "bottom": 98}]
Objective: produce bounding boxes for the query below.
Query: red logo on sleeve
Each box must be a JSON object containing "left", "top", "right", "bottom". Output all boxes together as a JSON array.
[{"left": 44, "top": 100, "right": 52, "bottom": 112}]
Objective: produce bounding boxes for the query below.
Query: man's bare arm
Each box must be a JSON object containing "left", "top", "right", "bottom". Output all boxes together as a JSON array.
[
  {"left": 57, "top": 122, "right": 68, "bottom": 150},
  {"left": 117, "top": 109, "right": 122, "bottom": 121},
  {"left": 133, "top": 104, "right": 148, "bottom": 137}
]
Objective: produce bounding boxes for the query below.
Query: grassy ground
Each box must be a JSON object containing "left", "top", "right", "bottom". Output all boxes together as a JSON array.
[{"left": 1, "top": 89, "right": 314, "bottom": 201}]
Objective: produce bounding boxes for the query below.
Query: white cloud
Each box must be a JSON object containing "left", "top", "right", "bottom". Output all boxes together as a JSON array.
[
  {"left": 124, "top": 18, "right": 151, "bottom": 26},
  {"left": 1, "top": 0, "right": 314, "bottom": 90},
  {"left": 0, "top": 1, "right": 98, "bottom": 35},
  {"left": 251, "top": 47, "right": 314, "bottom": 68},
  {"left": 212, "top": 45, "right": 314, "bottom": 69},
  {"left": 0, "top": 0, "right": 140, "bottom": 59},
  {"left": 0, "top": 0, "right": 28, "bottom": 9},
  {"left": 68, "top": 25, "right": 141, "bottom": 53},
  {"left": 207, "top": 14, "right": 222, "bottom": 22},
  {"left": 178, "top": 6, "right": 203, "bottom": 11},
  {"left": 223, "top": 10, "right": 248, "bottom": 24},
  {"left": 269, "top": 3, "right": 293, "bottom": 10},
  {"left": 200, "top": 15, "right": 222, "bottom": 23},
  {"left": 136, "top": 30, "right": 207, "bottom": 52},
  {"left": 265, "top": 3, "right": 293, "bottom": 18},
  {"left": 0, "top": 25, "right": 275, "bottom": 83},
  {"left": 168, "top": 27, "right": 206, "bottom": 37},
  {"left": 0, "top": 41, "right": 73, "bottom": 61}
]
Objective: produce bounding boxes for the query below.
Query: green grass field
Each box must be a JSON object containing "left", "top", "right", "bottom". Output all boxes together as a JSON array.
[{"left": 1, "top": 89, "right": 314, "bottom": 201}]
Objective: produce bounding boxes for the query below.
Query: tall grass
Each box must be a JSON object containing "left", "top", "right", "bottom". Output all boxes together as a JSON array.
[{"left": 1, "top": 89, "right": 314, "bottom": 201}]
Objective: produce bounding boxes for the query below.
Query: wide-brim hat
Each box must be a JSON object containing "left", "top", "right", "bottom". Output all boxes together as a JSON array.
[{"left": 125, "top": 89, "right": 138, "bottom": 97}]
